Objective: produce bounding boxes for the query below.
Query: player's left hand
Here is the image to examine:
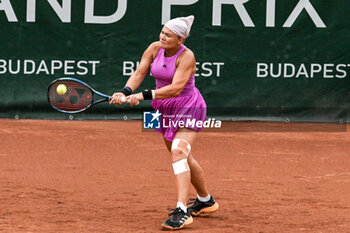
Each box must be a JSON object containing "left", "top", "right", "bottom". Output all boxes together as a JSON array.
[
  {"left": 126, "top": 93, "right": 143, "bottom": 107},
  {"left": 110, "top": 92, "right": 126, "bottom": 105}
]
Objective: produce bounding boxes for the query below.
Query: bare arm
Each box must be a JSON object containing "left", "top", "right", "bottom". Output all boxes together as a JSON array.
[
  {"left": 124, "top": 42, "right": 159, "bottom": 91},
  {"left": 110, "top": 42, "right": 159, "bottom": 105}
]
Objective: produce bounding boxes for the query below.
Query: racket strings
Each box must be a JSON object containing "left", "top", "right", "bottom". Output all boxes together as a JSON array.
[{"left": 49, "top": 81, "right": 93, "bottom": 112}]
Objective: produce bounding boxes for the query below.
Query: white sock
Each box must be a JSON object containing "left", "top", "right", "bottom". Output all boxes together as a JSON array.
[
  {"left": 197, "top": 194, "right": 211, "bottom": 202},
  {"left": 177, "top": 202, "right": 187, "bottom": 213}
]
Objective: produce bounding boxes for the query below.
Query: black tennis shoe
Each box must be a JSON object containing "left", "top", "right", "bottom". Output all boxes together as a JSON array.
[
  {"left": 187, "top": 196, "right": 219, "bottom": 216},
  {"left": 161, "top": 207, "right": 193, "bottom": 230}
]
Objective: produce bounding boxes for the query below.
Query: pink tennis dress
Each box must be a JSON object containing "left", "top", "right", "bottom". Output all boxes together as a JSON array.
[{"left": 150, "top": 44, "right": 207, "bottom": 141}]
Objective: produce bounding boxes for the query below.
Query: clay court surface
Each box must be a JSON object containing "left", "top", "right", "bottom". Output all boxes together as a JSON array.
[{"left": 0, "top": 119, "right": 349, "bottom": 232}]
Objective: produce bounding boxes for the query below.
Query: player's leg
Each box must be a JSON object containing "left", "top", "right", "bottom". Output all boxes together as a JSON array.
[
  {"left": 162, "top": 130, "right": 218, "bottom": 213},
  {"left": 161, "top": 128, "right": 218, "bottom": 229},
  {"left": 187, "top": 154, "right": 209, "bottom": 197},
  {"left": 182, "top": 138, "right": 219, "bottom": 216},
  {"left": 161, "top": 128, "right": 196, "bottom": 230},
  {"left": 163, "top": 137, "right": 209, "bottom": 198},
  {"left": 164, "top": 129, "right": 219, "bottom": 217},
  {"left": 171, "top": 129, "right": 196, "bottom": 207}
]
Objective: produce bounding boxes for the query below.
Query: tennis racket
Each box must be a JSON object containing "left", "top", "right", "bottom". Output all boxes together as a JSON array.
[{"left": 47, "top": 77, "right": 125, "bottom": 113}]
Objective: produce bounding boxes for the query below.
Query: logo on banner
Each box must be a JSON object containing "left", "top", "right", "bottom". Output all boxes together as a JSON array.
[
  {"left": 143, "top": 109, "right": 222, "bottom": 130},
  {"left": 143, "top": 110, "right": 161, "bottom": 129}
]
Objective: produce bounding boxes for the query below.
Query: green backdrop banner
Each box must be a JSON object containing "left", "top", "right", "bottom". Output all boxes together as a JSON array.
[{"left": 0, "top": 0, "right": 349, "bottom": 122}]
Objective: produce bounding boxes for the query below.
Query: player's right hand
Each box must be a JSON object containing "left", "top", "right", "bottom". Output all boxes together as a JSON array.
[{"left": 110, "top": 92, "right": 126, "bottom": 105}]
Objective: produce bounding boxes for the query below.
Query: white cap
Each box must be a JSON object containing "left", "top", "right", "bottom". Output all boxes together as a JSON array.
[{"left": 164, "top": 15, "right": 194, "bottom": 38}]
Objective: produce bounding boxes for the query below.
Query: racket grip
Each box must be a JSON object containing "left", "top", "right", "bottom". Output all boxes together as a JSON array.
[{"left": 120, "top": 97, "right": 126, "bottom": 103}]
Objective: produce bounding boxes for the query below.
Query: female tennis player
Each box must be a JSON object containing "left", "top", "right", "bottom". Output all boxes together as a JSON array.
[{"left": 110, "top": 15, "right": 218, "bottom": 230}]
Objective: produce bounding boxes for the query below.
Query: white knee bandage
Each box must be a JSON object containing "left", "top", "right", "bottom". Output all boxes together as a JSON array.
[
  {"left": 171, "top": 139, "right": 191, "bottom": 157},
  {"left": 172, "top": 158, "right": 190, "bottom": 175}
]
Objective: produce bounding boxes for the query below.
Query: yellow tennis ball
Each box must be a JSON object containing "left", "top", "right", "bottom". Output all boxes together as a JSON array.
[{"left": 56, "top": 84, "right": 67, "bottom": 95}]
